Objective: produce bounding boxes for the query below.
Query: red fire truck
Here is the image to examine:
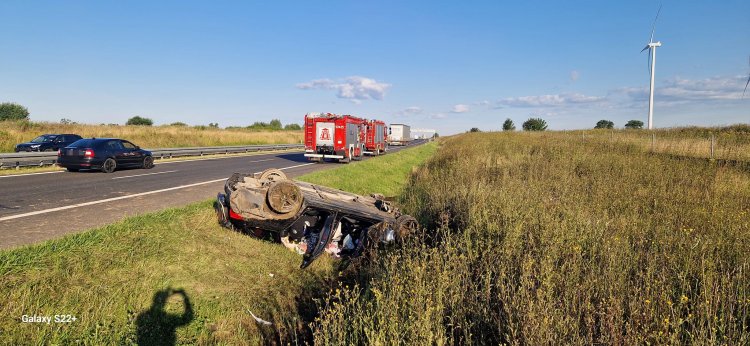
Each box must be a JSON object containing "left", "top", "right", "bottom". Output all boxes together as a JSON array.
[
  {"left": 304, "top": 113, "right": 366, "bottom": 163},
  {"left": 364, "top": 119, "right": 387, "bottom": 155}
]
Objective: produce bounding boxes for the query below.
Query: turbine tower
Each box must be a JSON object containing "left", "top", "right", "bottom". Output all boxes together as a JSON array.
[{"left": 641, "top": 5, "right": 662, "bottom": 130}]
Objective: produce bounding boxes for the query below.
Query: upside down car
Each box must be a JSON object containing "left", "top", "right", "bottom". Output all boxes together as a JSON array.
[{"left": 213, "top": 169, "right": 418, "bottom": 268}]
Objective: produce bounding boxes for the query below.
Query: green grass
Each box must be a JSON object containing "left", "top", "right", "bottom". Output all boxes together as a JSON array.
[
  {"left": 312, "top": 132, "right": 750, "bottom": 345},
  {"left": 298, "top": 143, "right": 438, "bottom": 196},
  {"left": 0, "top": 141, "right": 437, "bottom": 344}
]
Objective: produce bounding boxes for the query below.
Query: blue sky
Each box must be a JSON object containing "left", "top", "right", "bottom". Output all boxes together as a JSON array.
[{"left": 1, "top": 1, "right": 748, "bottom": 134}]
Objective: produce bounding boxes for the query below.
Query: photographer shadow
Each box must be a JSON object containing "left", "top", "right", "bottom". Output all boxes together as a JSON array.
[{"left": 136, "top": 288, "right": 194, "bottom": 346}]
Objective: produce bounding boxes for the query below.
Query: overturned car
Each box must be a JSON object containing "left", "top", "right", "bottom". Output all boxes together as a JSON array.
[{"left": 213, "top": 169, "right": 418, "bottom": 268}]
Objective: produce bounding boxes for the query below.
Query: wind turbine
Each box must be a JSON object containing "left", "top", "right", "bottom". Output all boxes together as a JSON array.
[{"left": 641, "top": 5, "right": 662, "bottom": 130}]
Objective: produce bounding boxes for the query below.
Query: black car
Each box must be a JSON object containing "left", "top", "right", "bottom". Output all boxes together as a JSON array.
[
  {"left": 14, "top": 134, "right": 83, "bottom": 152},
  {"left": 57, "top": 138, "right": 154, "bottom": 173}
]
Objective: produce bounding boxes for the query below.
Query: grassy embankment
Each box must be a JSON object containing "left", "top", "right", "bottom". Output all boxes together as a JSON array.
[
  {"left": 0, "top": 120, "right": 303, "bottom": 153},
  {"left": 571, "top": 124, "right": 750, "bottom": 162},
  {"left": 313, "top": 132, "right": 750, "bottom": 344},
  {"left": 0, "top": 142, "right": 437, "bottom": 344}
]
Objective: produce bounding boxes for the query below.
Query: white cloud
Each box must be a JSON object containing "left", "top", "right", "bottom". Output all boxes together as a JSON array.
[
  {"left": 395, "top": 106, "right": 423, "bottom": 116},
  {"left": 570, "top": 70, "right": 580, "bottom": 82},
  {"left": 451, "top": 104, "right": 470, "bottom": 113},
  {"left": 431, "top": 113, "right": 447, "bottom": 119},
  {"left": 497, "top": 93, "right": 605, "bottom": 107},
  {"left": 296, "top": 76, "right": 391, "bottom": 102},
  {"left": 475, "top": 100, "right": 490, "bottom": 106},
  {"left": 616, "top": 75, "right": 749, "bottom": 106}
]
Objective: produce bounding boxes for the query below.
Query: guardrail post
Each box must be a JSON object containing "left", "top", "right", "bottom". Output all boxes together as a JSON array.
[{"left": 710, "top": 133, "right": 715, "bottom": 160}]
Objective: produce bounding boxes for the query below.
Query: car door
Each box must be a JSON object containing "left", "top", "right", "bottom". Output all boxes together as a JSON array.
[
  {"left": 120, "top": 140, "right": 143, "bottom": 166},
  {"left": 53, "top": 136, "right": 68, "bottom": 150},
  {"left": 105, "top": 140, "right": 129, "bottom": 165}
]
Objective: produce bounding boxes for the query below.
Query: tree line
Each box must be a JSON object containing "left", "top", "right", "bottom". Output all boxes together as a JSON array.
[{"left": 471, "top": 118, "right": 646, "bottom": 132}]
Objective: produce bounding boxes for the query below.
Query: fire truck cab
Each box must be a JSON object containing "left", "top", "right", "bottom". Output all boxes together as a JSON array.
[{"left": 304, "top": 113, "right": 366, "bottom": 163}]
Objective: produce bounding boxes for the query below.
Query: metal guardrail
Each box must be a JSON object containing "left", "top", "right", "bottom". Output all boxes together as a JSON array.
[{"left": 0, "top": 144, "right": 304, "bottom": 169}]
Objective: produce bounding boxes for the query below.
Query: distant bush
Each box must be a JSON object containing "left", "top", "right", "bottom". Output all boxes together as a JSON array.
[
  {"left": 126, "top": 116, "right": 153, "bottom": 126},
  {"left": 502, "top": 118, "right": 516, "bottom": 131},
  {"left": 0, "top": 102, "right": 30, "bottom": 121},
  {"left": 247, "top": 118, "right": 287, "bottom": 131},
  {"left": 595, "top": 120, "right": 614, "bottom": 129},
  {"left": 469, "top": 127, "right": 481, "bottom": 133},
  {"left": 625, "top": 120, "right": 644, "bottom": 129},
  {"left": 522, "top": 117, "right": 548, "bottom": 131},
  {"left": 284, "top": 123, "right": 302, "bottom": 130},
  {"left": 60, "top": 118, "right": 77, "bottom": 125},
  {"left": 169, "top": 122, "right": 188, "bottom": 127}
]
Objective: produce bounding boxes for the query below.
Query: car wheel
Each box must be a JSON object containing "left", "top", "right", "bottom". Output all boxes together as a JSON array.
[
  {"left": 101, "top": 158, "right": 117, "bottom": 173},
  {"left": 142, "top": 156, "right": 154, "bottom": 169},
  {"left": 266, "top": 180, "right": 303, "bottom": 215},
  {"left": 394, "top": 215, "right": 419, "bottom": 240},
  {"left": 66, "top": 167, "right": 79, "bottom": 172}
]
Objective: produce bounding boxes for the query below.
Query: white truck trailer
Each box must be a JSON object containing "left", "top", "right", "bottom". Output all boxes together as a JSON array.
[{"left": 387, "top": 124, "right": 411, "bottom": 146}]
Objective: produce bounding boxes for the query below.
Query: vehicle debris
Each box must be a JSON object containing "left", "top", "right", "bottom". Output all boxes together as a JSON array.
[
  {"left": 214, "top": 168, "right": 419, "bottom": 268},
  {"left": 247, "top": 310, "right": 273, "bottom": 326}
]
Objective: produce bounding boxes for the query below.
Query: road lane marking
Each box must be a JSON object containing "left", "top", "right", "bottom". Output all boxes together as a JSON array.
[
  {"left": 112, "top": 170, "right": 178, "bottom": 180},
  {"left": 0, "top": 163, "right": 315, "bottom": 222},
  {"left": 0, "top": 171, "right": 63, "bottom": 179}
]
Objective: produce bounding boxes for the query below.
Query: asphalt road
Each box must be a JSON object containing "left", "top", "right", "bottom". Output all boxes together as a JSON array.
[{"left": 0, "top": 141, "right": 425, "bottom": 249}]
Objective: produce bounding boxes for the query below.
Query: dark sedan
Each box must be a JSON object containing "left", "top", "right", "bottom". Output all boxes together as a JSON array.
[
  {"left": 14, "top": 134, "right": 82, "bottom": 152},
  {"left": 57, "top": 138, "right": 154, "bottom": 173}
]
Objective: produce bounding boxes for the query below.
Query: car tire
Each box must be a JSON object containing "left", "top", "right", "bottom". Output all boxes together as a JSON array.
[
  {"left": 66, "top": 167, "right": 79, "bottom": 172},
  {"left": 266, "top": 180, "right": 303, "bottom": 215},
  {"left": 394, "top": 215, "right": 419, "bottom": 240},
  {"left": 142, "top": 156, "right": 154, "bottom": 169},
  {"left": 101, "top": 158, "right": 117, "bottom": 173}
]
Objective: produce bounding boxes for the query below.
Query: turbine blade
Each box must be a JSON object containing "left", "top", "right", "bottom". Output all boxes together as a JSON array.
[
  {"left": 743, "top": 74, "right": 750, "bottom": 98},
  {"left": 641, "top": 45, "right": 650, "bottom": 53},
  {"left": 650, "top": 4, "right": 662, "bottom": 43}
]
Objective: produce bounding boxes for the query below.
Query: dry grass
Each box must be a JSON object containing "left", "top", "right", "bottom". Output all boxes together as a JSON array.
[
  {"left": 313, "top": 132, "right": 750, "bottom": 345},
  {"left": 0, "top": 120, "right": 302, "bottom": 152},
  {"left": 569, "top": 124, "right": 750, "bottom": 162}
]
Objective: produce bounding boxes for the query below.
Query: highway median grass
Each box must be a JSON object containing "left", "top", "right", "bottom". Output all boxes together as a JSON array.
[{"left": 0, "top": 141, "right": 437, "bottom": 344}]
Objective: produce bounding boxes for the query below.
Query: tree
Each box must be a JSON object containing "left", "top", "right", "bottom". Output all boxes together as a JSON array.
[
  {"left": 595, "top": 120, "right": 615, "bottom": 129},
  {"left": 126, "top": 116, "right": 153, "bottom": 126},
  {"left": 432, "top": 132, "right": 439, "bottom": 138},
  {"left": 502, "top": 118, "right": 516, "bottom": 131},
  {"left": 208, "top": 122, "right": 219, "bottom": 128},
  {"left": 624, "top": 120, "right": 644, "bottom": 129},
  {"left": 60, "top": 118, "right": 76, "bottom": 125},
  {"left": 469, "top": 127, "right": 481, "bottom": 132},
  {"left": 269, "top": 119, "right": 283, "bottom": 130},
  {"left": 284, "top": 123, "right": 302, "bottom": 130},
  {"left": 522, "top": 117, "right": 548, "bottom": 131},
  {"left": 0, "top": 102, "right": 30, "bottom": 121},
  {"left": 169, "top": 122, "right": 187, "bottom": 127}
]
